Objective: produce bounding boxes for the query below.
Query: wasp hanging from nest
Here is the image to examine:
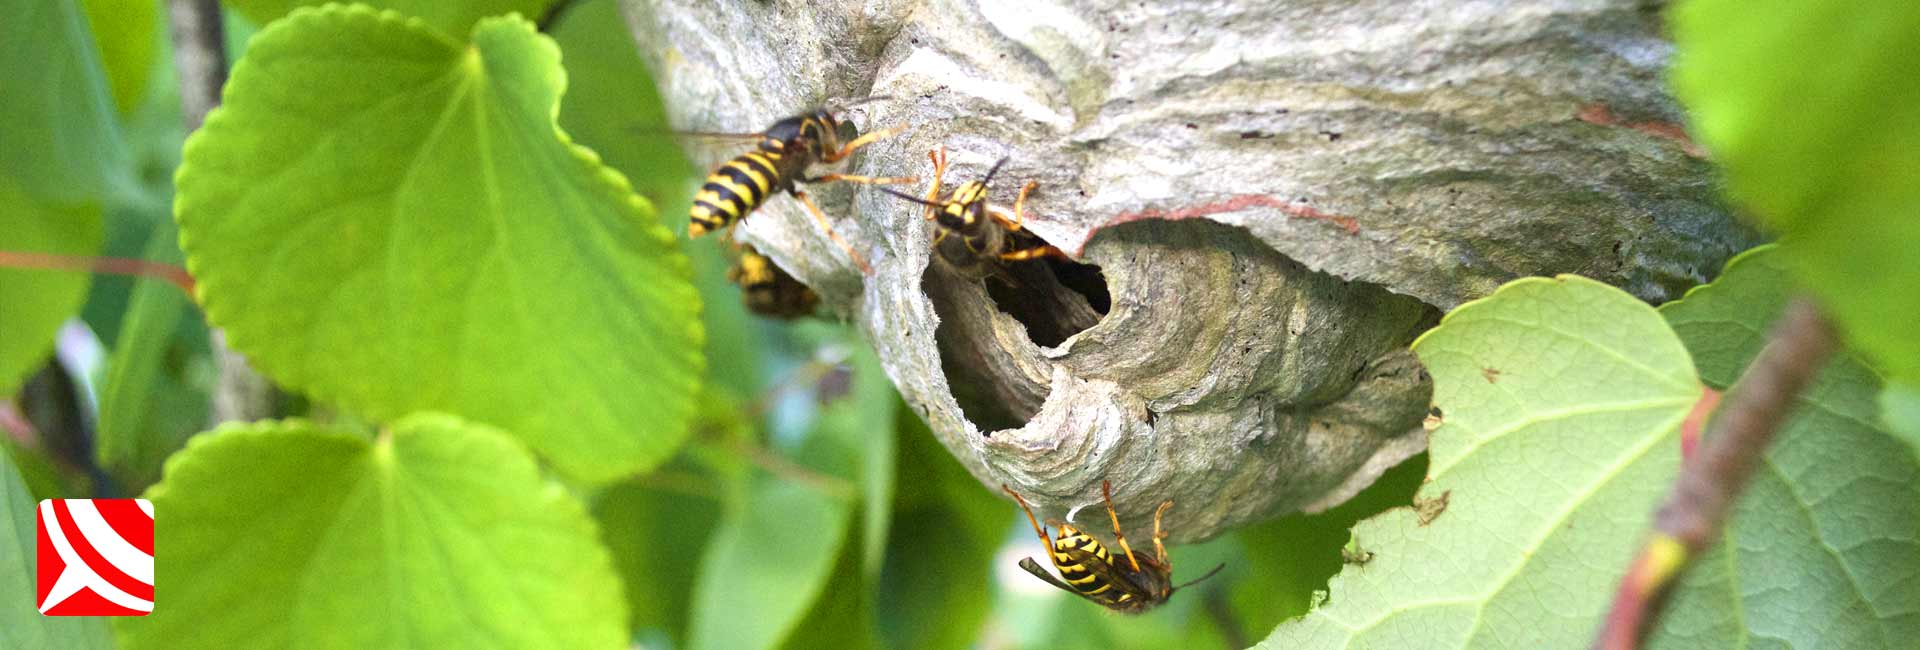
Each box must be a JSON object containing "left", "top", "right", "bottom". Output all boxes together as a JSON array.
[
  {"left": 685, "top": 98, "right": 913, "bottom": 274},
  {"left": 877, "top": 146, "right": 1070, "bottom": 278},
  {"left": 1002, "top": 481, "right": 1225, "bottom": 613},
  {"left": 727, "top": 245, "right": 819, "bottom": 319}
]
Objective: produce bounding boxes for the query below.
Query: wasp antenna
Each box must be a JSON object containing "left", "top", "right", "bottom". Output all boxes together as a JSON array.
[
  {"left": 983, "top": 156, "right": 1011, "bottom": 185},
  {"left": 876, "top": 187, "right": 945, "bottom": 208},
  {"left": 1171, "top": 563, "right": 1228, "bottom": 592}
]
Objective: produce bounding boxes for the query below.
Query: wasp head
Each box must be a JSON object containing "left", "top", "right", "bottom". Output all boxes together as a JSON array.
[{"left": 939, "top": 182, "right": 990, "bottom": 233}]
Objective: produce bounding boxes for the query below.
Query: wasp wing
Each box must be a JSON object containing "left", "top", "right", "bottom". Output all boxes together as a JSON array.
[
  {"left": 1017, "top": 557, "right": 1084, "bottom": 595},
  {"left": 671, "top": 129, "right": 768, "bottom": 142}
]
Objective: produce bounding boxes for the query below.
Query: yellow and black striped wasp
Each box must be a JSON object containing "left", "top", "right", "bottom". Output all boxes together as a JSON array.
[
  {"left": 1002, "top": 481, "right": 1225, "bottom": 614},
  {"left": 727, "top": 245, "right": 819, "bottom": 319},
  {"left": 876, "top": 146, "right": 1069, "bottom": 278},
  {"left": 686, "top": 99, "right": 913, "bottom": 274}
]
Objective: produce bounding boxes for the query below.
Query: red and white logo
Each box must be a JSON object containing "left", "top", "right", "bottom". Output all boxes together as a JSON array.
[{"left": 36, "top": 499, "right": 153, "bottom": 616}]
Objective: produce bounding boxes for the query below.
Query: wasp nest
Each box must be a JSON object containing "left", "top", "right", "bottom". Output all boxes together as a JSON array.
[{"left": 622, "top": 0, "right": 1760, "bottom": 541}]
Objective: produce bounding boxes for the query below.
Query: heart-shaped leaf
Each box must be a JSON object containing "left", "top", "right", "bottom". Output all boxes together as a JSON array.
[
  {"left": 1261, "top": 276, "right": 1701, "bottom": 647},
  {"left": 1653, "top": 245, "right": 1920, "bottom": 648},
  {"left": 1671, "top": 1, "right": 1920, "bottom": 382},
  {"left": 224, "top": 0, "right": 551, "bottom": 40},
  {"left": 176, "top": 6, "right": 702, "bottom": 482},
  {"left": 113, "top": 414, "right": 626, "bottom": 649}
]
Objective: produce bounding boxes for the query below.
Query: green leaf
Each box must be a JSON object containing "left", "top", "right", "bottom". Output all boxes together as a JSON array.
[
  {"left": 846, "top": 350, "right": 897, "bottom": 580},
  {"left": 224, "top": 0, "right": 552, "bottom": 40},
  {"left": 1652, "top": 245, "right": 1920, "bottom": 648},
  {"left": 687, "top": 472, "right": 854, "bottom": 650},
  {"left": 176, "top": 6, "right": 702, "bottom": 482},
  {"left": 549, "top": 0, "right": 696, "bottom": 210},
  {"left": 80, "top": 0, "right": 161, "bottom": 113},
  {"left": 593, "top": 467, "right": 724, "bottom": 641},
  {"left": 1670, "top": 1, "right": 1920, "bottom": 382},
  {"left": 780, "top": 539, "right": 878, "bottom": 650},
  {"left": 1881, "top": 382, "right": 1920, "bottom": 456},
  {"left": 1262, "top": 276, "right": 1700, "bottom": 648},
  {"left": 0, "top": 0, "right": 125, "bottom": 205},
  {"left": 0, "top": 175, "right": 104, "bottom": 398},
  {"left": 1660, "top": 245, "right": 1796, "bottom": 387},
  {"left": 689, "top": 339, "right": 892, "bottom": 650},
  {"left": 1228, "top": 452, "right": 1427, "bottom": 637},
  {"left": 113, "top": 414, "right": 627, "bottom": 650},
  {"left": 96, "top": 219, "right": 211, "bottom": 492},
  {"left": 1, "top": 446, "right": 116, "bottom": 650},
  {"left": 3, "top": 440, "right": 91, "bottom": 502},
  {"left": 877, "top": 408, "right": 1003, "bottom": 650}
]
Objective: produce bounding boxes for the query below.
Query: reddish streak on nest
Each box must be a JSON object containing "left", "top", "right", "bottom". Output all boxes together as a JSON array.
[
  {"left": 1084, "top": 193, "right": 1359, "bottom": 254},
  {"left": 1679, "top": 386, "right": 1722, "bottom": 462},
  {"left": 1577, "top": 104, "right": 1709, "bottom": 159}
]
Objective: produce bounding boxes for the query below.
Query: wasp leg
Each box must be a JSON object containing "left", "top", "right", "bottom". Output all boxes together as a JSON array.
[
  {"left": 1002, "top": 484, "right": 1055, "bottom": 549},
  {"left": 1152, "top": 499, "right": 1173, "bottom": 564},
  {"left": 997, "top": 245, "right": 1069, "bottom": 262},
  {"left": 987, "top": 181, "right": 1039, "bottom": 232},
  {"left": 923, "top": 146, "right": 949, "bottom": 222},
  {"left": 1102, "top": 480, "right": 1145, "bottom": 573},
  {"left": 821, "top": 124, "right": 908, "bottom": 163},
  {"left": 790, "top": 189, "right": 874, "bottom": 275}
]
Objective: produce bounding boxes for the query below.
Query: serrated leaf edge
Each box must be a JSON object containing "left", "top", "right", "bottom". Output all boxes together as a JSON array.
[{"left": 174, "top": 5, "right": 706, "bottom": 479}]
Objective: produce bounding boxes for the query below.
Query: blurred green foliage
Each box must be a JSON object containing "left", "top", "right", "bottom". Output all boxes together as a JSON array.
[
  {"left": 5, "top": 1, "right": 1918, "bottom": 649},
  {"left": 1672, "top": 0, "right": 1920, "bottom": 385}
]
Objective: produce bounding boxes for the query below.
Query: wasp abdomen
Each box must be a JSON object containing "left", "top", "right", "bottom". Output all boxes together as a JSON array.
[
  {"left": 689, "top": 151, "right": 784, "bottom": 237},
  {"left": 1051, "top": 527, "right": 1122, "bottom": 597}
]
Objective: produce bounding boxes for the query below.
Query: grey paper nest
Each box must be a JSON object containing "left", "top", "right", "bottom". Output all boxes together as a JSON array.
[{"left": 621, "top": 0, "right": 1759, "bottom": 542}]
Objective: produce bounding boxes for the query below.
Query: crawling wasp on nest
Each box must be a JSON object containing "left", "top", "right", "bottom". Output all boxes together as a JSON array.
[
  {"left": 1003, "top": 481, "right": 1225, "bottom": 613},
  {"left": 685, "top": 97, "right": 913, "bottom": 274},
  {"left": 877, "top": 145, "right": 1069, "bottom": 278},
  {"left": 728, "top": 245, "right": 819, "bottom": 319}
]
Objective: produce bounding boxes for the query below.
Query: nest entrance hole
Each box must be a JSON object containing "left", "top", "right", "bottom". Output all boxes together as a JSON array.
[
  {"left": 984, "top": 256, "right": 1111, "bottom": 348},
  {"left": 924, "top": 248, "right": 1112, "bottom": 435}
]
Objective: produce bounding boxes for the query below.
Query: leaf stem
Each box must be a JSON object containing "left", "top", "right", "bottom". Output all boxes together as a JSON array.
[
  {"left": 0, "top": 251, "right": 195, "bottom": 295},
  {"left": 1594, "top": 297, "right": 1837, "bottom": 649}
]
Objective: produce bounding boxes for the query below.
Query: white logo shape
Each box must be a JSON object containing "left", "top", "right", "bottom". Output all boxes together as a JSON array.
[{"left": 37, "top": 499, "right": 154, "bottom": 614}]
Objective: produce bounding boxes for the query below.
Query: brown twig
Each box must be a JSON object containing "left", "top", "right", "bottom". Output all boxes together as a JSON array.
[
  {"left": 0, "top": 251, "right": 195, "bottom": 295},
  {"left": 168, "top": 0, "right": 279, "bottom": 424},
  {"left": 167, "top": 0, "right": 224, "bottom": 131},
  {"left": 1594, "top": 298, "right": 1837, "bottom": 649}
]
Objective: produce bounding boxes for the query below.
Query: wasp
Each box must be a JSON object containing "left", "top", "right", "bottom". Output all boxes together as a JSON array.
[
  {"left": 876, "top": 146, "right": 1068, "bottom": 278},
  {"left": 686, "top": 100, "right": 912, "bottom": 274},
  {"left": 727, "top": 245, "right": 819, "bottom": 319},
  {"left": 1002, "top": 480, "right": 1225, "bottom": 613}
]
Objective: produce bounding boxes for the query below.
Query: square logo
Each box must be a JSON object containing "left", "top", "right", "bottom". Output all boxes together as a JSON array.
[{"left": 36, "top": 499, "right": 153, "bottom": 616}]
